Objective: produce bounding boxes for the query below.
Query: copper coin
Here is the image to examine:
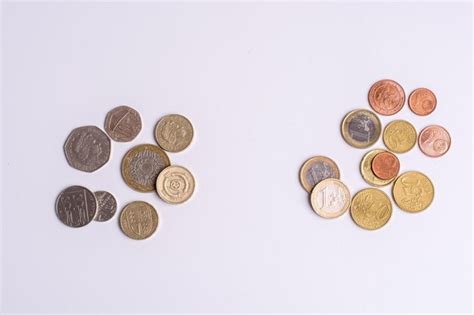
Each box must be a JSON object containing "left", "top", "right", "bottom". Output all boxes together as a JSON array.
[
  {"left": 408, "top": 88, "right": 437, "bottom": 116},
  {"left": 371, "top": 151, "right": 400, "bottom": 180},
  {"left": 418, "top": 125, "right": 451, "bottom": 157},
  {"left": 368, "top": 79, "right": 405, "bottom": 116}
]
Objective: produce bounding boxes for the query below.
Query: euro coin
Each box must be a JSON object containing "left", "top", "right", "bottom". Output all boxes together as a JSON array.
[
  {"left": 341, "top": 109, "right": 381, "bottom": 148},
  {"left": 310, "top": 178, "right": 351, "bottom": 218},
  {"left": 408, "top": 88, "right": 437, "bottom": 116},
  {"left": 371, "top": 151, "right": 400, "bottom": 180},
  {"left": 392, "top": 171, "right": 434, "bottom": 212},
  {"left": 383, "top": 120, "right": 417, "bottom": 153},
  {"left": 299, "top": 156, "right": 340, "bottom": 193},
  {"left": 360, "top": 149, "right": 395, "bottom": 187},
  {"left": 368, "top": 79, "right": 405, "bottom": 116},
  {"left": 350, "top": 188, "right": 392, "bottom": 230},
  {"left": 418, "top": 125, "right": 451, "bottom": 158}
]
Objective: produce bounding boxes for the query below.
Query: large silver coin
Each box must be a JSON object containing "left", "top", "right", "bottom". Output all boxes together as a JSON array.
[
  {"left": 55, "top": 186, "right": 97, "bottom": 227},
  {"left": 64, "top": 126, "right": 111, "bottom": 172},
  {"left": 104, "top": 105, "right": 142, "bottom": 142},
  {"left": 94, "top": 191, "right": 117, "bottom": 222}
]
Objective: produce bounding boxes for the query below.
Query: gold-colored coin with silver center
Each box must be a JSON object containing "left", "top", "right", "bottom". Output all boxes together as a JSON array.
[
  {"left": 119, "top": 201, "right": 159, "bottom": 240},
  {"left": 350, "top": 188, "right": 392, "bottom": 230},
  {"left": 392, "top": 171, "right": 434, "bottom": 212},
  {"left": 156, "top": 165, "right": 195, "bottom": 204},
  {"left": 155, "top": 114, "right": 194, "bottom": 152},
  {"left": 360, "top": 149, "right": 395, "bottom": 187},
  {"left": 310, "top": 178, "right": 351, "bottom": 219},
  {"left": 341, "top": 109, "right": 381, "bottom": 148},
  {"left": 299, "top": 156, "right": 340, "bottom": 193},
  {"left": 383, "top": 120, "right": 417, "bottom": 153}
]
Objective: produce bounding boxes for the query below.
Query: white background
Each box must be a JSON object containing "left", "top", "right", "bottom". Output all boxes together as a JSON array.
[{"left": 1, "top": 2, "right": 472, "bottom": 313}]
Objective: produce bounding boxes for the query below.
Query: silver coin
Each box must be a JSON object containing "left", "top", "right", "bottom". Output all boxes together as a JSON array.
[
  {"left": 104, "top": 105, "right": 142, "bottom": 142},
  {"left": 55, "top": 185, "right": 97, "bottom": 227},
  {"left": 64, "top": 126, "right": 111, "bottom": 172},
  {"left": 94, "top": 191, "right": 117, "bottom": 222}
]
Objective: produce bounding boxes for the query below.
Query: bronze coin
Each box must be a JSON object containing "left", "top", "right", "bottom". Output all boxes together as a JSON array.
[
  {"left": 368, "top": 79, "right": 405, "bottom": 116},
  {"left": 408, "top": 88, "right": 437, "bottom": 116},
  {"left": 418, "top": 125, "right": 451, "bottom": 157},
  {"left": 119, "top": 201, "right": 159, "bottom": 240},
  {"left": 371, "top": 151, "right": 400, "bottom": 180}
]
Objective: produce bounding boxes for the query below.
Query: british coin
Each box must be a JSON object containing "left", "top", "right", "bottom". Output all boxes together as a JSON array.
[
  {"left": 408, "top": 88, "right": 437, "bottom": 116},
  {"left": 64, "top": 126, "right": 111, "bottom": 172},
  {"left": 368, "top": 79, "right": 405, "bottom": 115},
  {"left": 341, "top": 109, "right": 381, "bottom": 148},
  {"left": 155, "top": 114, "right": 194, "bottom": 152},
  {"left": 310, "top": 178, "right": 351, "bottom": 219},
  {"left": 383, "top": 120, "right": 417, "bottom": 153},
  {"left": 119, "top": 201, "right": 159, "bottom": 240},
  {"left": 93, "top": 191, "right": 117, "bottom": 222},
  {"left": 392, "top": 171, "right": 434, "bottom": 213},
  {"left": 156, "top": 165, "right": 195, "bottom": 204},
  {"left": 55, "top": 185, "right": 97, "bottom": 228},
  {"left": 350, "top": 188, "right": 392, "bottom": 230},
  {"left": 371, "top": 151, "right": 400, "bottom": 180},
  {"left": 418, "top": 125, "right": 451, "bottom": 157},
  {"left": 104, "top": 105, "right": 142, "bottom": 142},
  {"left": 121, "top": 144, "right": 170, "bottom": 192},
  {"left": 360, "top": 149, "right": 395, "bottom": 187},
  {"left": 299, "top": 156, "right": 340, "bottom": 193}
]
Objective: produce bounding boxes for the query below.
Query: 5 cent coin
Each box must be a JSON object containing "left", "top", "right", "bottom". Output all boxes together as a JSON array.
[
  {"left": 119, "top": 201, "right": 159, "bottom": 240},
  {"left": 310, "top": 178, "right": 351, "bottom": 219},
  {"left": 155, "top": 114, "right": 194, "bottom": 152},
  {"left": 299, "top": 156, "right": 340, "bottom": 193},
  {"left": 368, "top": 79, "right": 405, "bottom": 116},
  {"left": 104, "top": 105, "right": 142, "bottom": 142},
  {"left": 350, "top": 188, "right": 392, "bottom": 230},
  {"left": 56, "top": 185, "right": 97, "bottom": 228}
]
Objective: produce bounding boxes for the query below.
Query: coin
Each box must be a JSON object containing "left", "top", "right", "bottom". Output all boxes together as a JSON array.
[
  {"left": 94, "top": 191, "right": 117, "bottom": 222},
  {"left": 310, "top": 178, "right": 351, "bottom": 219},
  {"left": 64, "top": 126, "right": 111, "bottom": 172},
  {"left": 104, "top": 105, "right": 142, "bottom": 142},
  {"left": 371, "top": 151, "right": 400, "bottom": 180},
  {"left": 119, "top": 201, "right": 159, "bottom": 240},
  {"left": 121, "top": 144, "right": 170, "bottom": 192},
  {"left": 383, "top": 120, "right": 417, "bottom": 153},
  {"left": 360, "top": 149, "right": 395, "bottom": 187},
  {"left": 408, "top": 88, "right": 437, "bottom": 116},
  {"left": 55, "top": 185, "right": 97, "bottom": 228},
  {"left": 418, "top": 125, "right": 451, "bottom": 157},
  {"left": 155, "top": 114, "right": 194, "bottom": 152},
  {"left": 156, "top": 165, "right": 195, "bottom": 204},
  {"left": 368, "top": 79, "right": 405, "bottom": 115},
  {"left": 341, "top": 109, "right": 381, "bottom": 148},
  {"left": 350, "top": 188, "right": 392, "bottom": 230},
  {"left": 299, "top": 156, "right": 340, "bottom": 193},
  {"left": 393, "top": 171, "right": 434, "bottom": 212}
]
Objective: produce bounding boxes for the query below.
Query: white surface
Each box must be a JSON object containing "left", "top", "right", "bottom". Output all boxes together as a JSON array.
[{"left": 1, "top": 2, "right": 472, "bottom": 313}]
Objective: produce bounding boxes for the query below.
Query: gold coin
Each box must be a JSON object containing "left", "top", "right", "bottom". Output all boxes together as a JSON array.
[
  {"left": 155, "top": 114, "right": 194, "bottom": 152},
  {"left": 392, "top": 171, "right": 434, "bottom": 212},
  {"left": 383, "top": 120, "right": 417, "bottom": 153},
  {"left": 119, "top": 201, "right": 159, "bottom": 240},
  {"left": 350, "top": 188, "right": 392, "bottom": 230},
  {"left": 360, "top": 149, "right": 395, "bottom": 187},
  {"left": 299, "top": 156, "right": 340, "bottom": 193},
  {"left": 341, "top": 109, "right": 381, "bottom": 148},
  {"left": 121, "top": 144, "right": 170, "bottom": 192},
  {"left": 310, "top": 178, "right": 351, "bottom": 219},
  {"left": 156, "top": 165, "right": 195, "bottom": 204}
]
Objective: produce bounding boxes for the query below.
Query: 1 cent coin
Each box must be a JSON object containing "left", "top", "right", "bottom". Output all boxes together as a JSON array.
[
  {"left": 360, "top": 149, "right": 395, "bottom": 187},
  {"left": 368, "top": 79, "right": 405, "bottom": 115},
  {"left": 156, "top": 165, "right": 195, "bottom": 204},
  {"left": 119, "top": 201, "right": 159, "bottom": 240},
  {"left": 418, "top": 125, "right": 451, "bottom": 157},
  {"left": 341, "top": 109, "right": 382, "bottom": 148},
  {"left": 310, "top": 178, "right": 351, "bottom": 219},
  {"left": 393, "top": 171, "right": 434, "bottom": 212},
  {"left": 371, "top": 151, "right": 400, "bottom": 180},
  {"left": 383, "top": 120, "right": 417, "bottom": 153},
  {"left": 94, "top": 191, "right": 117, "bottom": 222},
  {"left": 299, "top": 156, "right": 340, "bottom": 193},
  {"left": 155, "top": 114, "right": 194, "bottom": 152},
  {"left": 350, "top": 188, "right": 392, "bottom": 230},
  {"left": 408, "top": 88, "right": 437, "bottom": 116},
  {"left": 104, "top": 105, "right": 142, "bottom": 142},
  {"left": 56, "top": 185, "right": 97, "bottom": 228}
]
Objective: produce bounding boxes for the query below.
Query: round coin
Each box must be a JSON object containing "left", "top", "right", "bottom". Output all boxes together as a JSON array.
[
  {"left": 360, "top": 149, "right": 395, "bottom": 187},
  {"left": 383, "top": 120, "right": 417, "bottom": 153},
  {"left": 155, "top": 114, "right": 194, "bottom": 152},
  {"left": 55, "top": 185, "right": 97, "bottom": 228},
  {"left": 371, "top": 151, "right": 400, "bottom": 180},
  {"left": 310, "top": 178, "right": 351, "bottom": 219},
  {"left": 299, "top": 156, "right": 340, "bottom": 193},
  {"left": 368, "top": 79, "right": 405, "bottom": 115},
  {"left": 350, "top": 188, "right": 392, "bottom": 230},
  {"left": 408, "top": 88, "right": 437, "bottom": 116},
  {"left": 119, "top": 201, "right": 159, "bottom": 240},
  {"left": 341, "top": 109, "right": 381, "bottom": 148},
  {"left": 121, "top": 144, "right": 171, "bottom": 192},
  {"left": 94, "top": 191, "right": 117, "bottom": 222},
  {"left": 64, "top": 126, "right": 111, "bottom": 172},
  {"left": 393, "top": 171, "right": 434, "bottom": 213},
  {"left": 418, "top": 125, "right": 451, "bottom": 157},
  {"left": 104, "top": 105, "right": 142, "bottom": 142},
  {"left": 156, "top": 165, "right": 195, "bottom": 204}
]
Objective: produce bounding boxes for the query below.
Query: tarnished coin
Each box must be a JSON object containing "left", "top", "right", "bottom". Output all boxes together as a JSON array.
[
  {"left": 155, "top": 114, "right": 194, "bottom": 152},
  {"left": 94, "top": 191, "right": 117, "bottom": 222},
  {"left": 418, "top": 125, "right": 451, "bottom": 157},
  {"left": 393, "top": 171, "right": 434, "bottom": 213},
  {"left": 350, "top": 188, "right": 392, "bottom": 230},
  {"left": 341, "top": 109, "right": 381, "bottom": 148},
  {"left": 383, "top": 120, "right": 417, "bottom": 153},
  {"left": 119, "top": 201, "right": 159, "bottom": 240},
  {"left": 64, "top": 126, "right": 111, "bottom": 172},
  {"left": 55, "top": 186, "right": 97, "bottom": 228},
  {"left": 408, "top": 88, "right": 437, "bottom": 116},
  {"left": 104, "top": 105, "right": 142, "bottom": 142},
  {"left": 368, "top": 79, "right": 405, "bottom": 115},
  {"left": 121, "top": 144, "right": 170, "bottom": 192},
  {"left": 360, "top": 149, "right": 395, "bottom": 187},
  {"left": 156, "top": 165, "right": 195, "bottom": 204},
  {"left": 299, "top": 156, "right": 340, "bottom": 193},
  {"left": 371, "top": 151, "right": 400, "bottom": 180},
  {"left": 310, "top": 178, "right": 351, "bottom": 219}
]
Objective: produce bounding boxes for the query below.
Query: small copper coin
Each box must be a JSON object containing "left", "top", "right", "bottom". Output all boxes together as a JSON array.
[
  {"left": 104, "top": 105, "right": 142, "bottom": 142},
  {"left": 418, "top": 125, "right": 451, "bottom": 157},
  {"left": 408, "top": 88, "right": 437, "bottom": 116},
  {"left": 368, "top": 79, "right": 405, "bottom": 116},
  {"left": 371, "top": 151, "right": 400, "bottom": 180}
]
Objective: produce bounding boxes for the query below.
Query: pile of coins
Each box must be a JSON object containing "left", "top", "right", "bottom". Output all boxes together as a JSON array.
[
  {"left": 300, "top": 79, "right": 451, "bottom": 230},
  {"left": 56, "top": 105, "right": 195, "bottom": 240}
]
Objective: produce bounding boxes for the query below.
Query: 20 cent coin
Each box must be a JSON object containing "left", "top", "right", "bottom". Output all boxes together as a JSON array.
[{"left": 392, "top": 171, "right": 434, "bottom": 213}]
